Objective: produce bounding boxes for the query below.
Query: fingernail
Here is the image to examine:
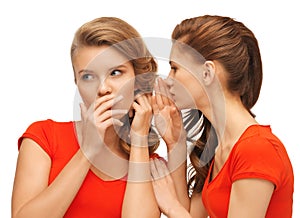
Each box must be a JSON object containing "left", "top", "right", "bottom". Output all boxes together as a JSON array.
[
  {"left": 112, "top": 109, "right": 128, "bottom": 115},
  {"left": 113, "top": 95, "right": 124, "bottom": 104}
]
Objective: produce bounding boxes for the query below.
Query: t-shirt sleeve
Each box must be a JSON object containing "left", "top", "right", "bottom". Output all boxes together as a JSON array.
[
  {"left": 230, "top": 137, "right": 283, "bottom": 189},
  {"left": 18, "top": 119, "right": 54, "bottom": 157}
]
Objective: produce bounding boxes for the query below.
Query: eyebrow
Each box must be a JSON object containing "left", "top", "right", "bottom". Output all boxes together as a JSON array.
[
  {"left": 107, "top": 64, "right": 128, "bottom": 72},
  {"left": 77, "top": 64, "right": 128, "bottom": 75},
  {"left": 77, "top": 69, "right": 94, "bottom": 75}
]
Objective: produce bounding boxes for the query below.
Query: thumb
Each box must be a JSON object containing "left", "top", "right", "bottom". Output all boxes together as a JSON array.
[
  {"left": 152, "top": 96, "right": 159, "bottom": 115},
  {"left": 170, "top": 106, "right": 179, "bottom": 117}
]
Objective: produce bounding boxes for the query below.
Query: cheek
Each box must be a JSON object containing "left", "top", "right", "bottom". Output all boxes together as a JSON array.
[
  {"left": 78, "top": 85, "right": 98, "bottom": 107},
  {"left": 171, "top": 80, "right": 197, "bottom": 110},
  {"left": 171, "top": 74, "right": 203, "bottom": 110},
  {"left": 112, "top": 77, "right": 135, "bottom": 111}
]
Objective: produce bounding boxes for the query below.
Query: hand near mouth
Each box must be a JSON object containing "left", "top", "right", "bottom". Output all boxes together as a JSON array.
[{"left": 152, "top": 77, "right": 186, "bottom": 151}]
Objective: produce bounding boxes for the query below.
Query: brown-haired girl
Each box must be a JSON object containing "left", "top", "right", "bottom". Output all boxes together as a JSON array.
[{"left": 151, "top": 15, "right": 294, "bottom": 218}]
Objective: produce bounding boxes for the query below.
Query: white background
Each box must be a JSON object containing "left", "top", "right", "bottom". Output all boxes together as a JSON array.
[{"left": 0, "top": 0, "right": 299, "bottom": 217}]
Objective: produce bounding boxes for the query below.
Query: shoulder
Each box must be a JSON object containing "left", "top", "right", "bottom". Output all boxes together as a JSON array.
[
  {"left": 22, "top": 119, "right": 74, "bottom": 136},
  {"left": 229, "top": 125, "right": 293, "bottom": 188},
  {"left": 234, "top": 125, "right": 285, "bottom": 157},
  {"left": 26, "top": 119, "right": 73, "bottom": 129},
  {"left": 18, "top": 119, "right": 75, "bottom": 154}
]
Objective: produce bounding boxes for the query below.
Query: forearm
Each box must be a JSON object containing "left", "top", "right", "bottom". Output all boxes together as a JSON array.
[
  {"left": 122, "top": 145, "right": 160, "bottom": 218},
  {"left": 13, "top": 150, "right": 91, "bottom": 218},
  {"left": 167, "top": 140, "right": 190, "bottom": 210}
]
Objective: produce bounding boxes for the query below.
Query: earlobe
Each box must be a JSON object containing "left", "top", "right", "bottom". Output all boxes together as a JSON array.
[{"left": 203, "top": 61, "right": 215, "bottom": 85}]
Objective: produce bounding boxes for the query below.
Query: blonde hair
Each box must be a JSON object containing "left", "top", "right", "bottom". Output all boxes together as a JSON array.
[
  {"left": 71, "top": 17, "right": 157, "bottom": 76},
  {"left": 71, "top": 17, "right": 159, "bottom": 155}
]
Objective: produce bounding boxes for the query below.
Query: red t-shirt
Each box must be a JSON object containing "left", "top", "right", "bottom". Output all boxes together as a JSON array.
[
  {"left": 18, "top": 119, "right": 157, "bottom": 218},
  {"left": 202, "top": 125, "right": 294, "bottom": 218}
]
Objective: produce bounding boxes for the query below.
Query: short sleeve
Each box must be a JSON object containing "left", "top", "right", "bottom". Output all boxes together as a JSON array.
[
  {"left": 230, "top": 137, "right": 283, "bottom": 189},
  {"left": 18, "top": 119, "right": 55, "bottom": 157}
]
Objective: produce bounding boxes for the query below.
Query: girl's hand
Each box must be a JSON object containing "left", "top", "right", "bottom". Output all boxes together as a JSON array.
[
  {"left": 130, "top": 94, "right": 153, "bottom": 146},
  {"left": 150, "top": 158, "right": 184, "bottom": 216},
  {"left": 79, "top": 94, "right": 126, "bottom": 160},
  {"left": 153, "top": 78, "right": 186, "bottom": 151},
  {"left": 131, "top": 94, "right": 153, "bottom": 134}
]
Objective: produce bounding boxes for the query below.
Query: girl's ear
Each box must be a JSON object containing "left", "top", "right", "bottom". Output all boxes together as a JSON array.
[{"left": 202, "top": 61, "right": 216, "bottom": 86}]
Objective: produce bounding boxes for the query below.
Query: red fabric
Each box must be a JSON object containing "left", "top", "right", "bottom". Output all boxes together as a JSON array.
[
  {"left": 18, "top": 119, "right": 155, "bottom": 218},
  {"left": 202, "top": 125, "right": 294, "bottom": 218}
]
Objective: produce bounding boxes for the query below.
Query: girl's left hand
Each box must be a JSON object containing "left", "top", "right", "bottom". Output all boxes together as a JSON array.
[
  {"left": 150, "top": 158, "right": 182, "bottom": 216},
  {"left": 130, "top": 94, "right": 153, "bottom": 142}
]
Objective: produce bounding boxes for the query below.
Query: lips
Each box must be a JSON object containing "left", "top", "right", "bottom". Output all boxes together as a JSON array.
[{"left": 168, "top": 88, "right": 176, "bottom": 102}]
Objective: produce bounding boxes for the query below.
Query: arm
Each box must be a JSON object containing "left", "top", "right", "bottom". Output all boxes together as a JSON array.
[
  {"left": 228, "top": 178, "right": 274, "bottom": 218},
  {"left": 11, "top": 139, "right": 91, "bottom": 218},
  {"left": 167, "top": 137, "right": 189, "bottom": 210},
  {"left": 12, "top": 96, "right": 122, "bottom": 218},
  {"left": 189, "top": 192, "right": 208, "bottom": 218},
  {"left": 150, "top": 158, "right": 191, "bottom": 218},
  {"left": 122, "top": 94, "right": 160, "bottom": 218}
]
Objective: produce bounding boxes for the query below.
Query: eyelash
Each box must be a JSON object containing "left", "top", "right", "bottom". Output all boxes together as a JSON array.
[
  {"left": 80, "top": 69, "right": 123, "bottom": 81},
  {"left": 110, "top": 69, "right": 122, "bottom": 76},
  {"left": 171, "top": 66, "right": 178, "bottom": 73},
  {"left": 82, "top": 73, "right": 94, "bottom": 81}
]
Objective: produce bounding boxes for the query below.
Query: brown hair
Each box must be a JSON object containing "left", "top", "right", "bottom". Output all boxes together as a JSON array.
[
  {"left": 71, "top": 17, "right": 159, "bottom": 155},
  {"left": 172, "top": 15, "right": 263, "bottom": 194}
]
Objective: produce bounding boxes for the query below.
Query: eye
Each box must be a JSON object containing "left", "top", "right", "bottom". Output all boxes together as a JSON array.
[
  {"left": 110, "top": 69, "right": 122, "bottom": 77},
  {"left": 81, "top": 73, "right": 94, "bottom": 81}
]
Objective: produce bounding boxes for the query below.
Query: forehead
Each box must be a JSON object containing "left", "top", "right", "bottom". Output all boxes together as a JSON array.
[
  {"left": 170, "top": 41, "right": 206, "bottom": 75},
  {"left": 73, "top": 45, "right": 131, "bottom": 73}
]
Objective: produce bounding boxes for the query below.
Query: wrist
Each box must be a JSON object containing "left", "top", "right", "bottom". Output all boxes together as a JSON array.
[
  {"left": 130, "top": 130, "right": 148, "bottom": 147},
  {"left": 167, "top": 139, "right": 187, "bottom": 153},
  {"left": 167, "top": 201, "right": 190, "bottom": 218}
]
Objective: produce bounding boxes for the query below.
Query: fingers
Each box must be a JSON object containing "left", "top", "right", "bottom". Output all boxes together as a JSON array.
[
  {"left": 154, "top": 82, "right": 165, "bottom": 110},
  {"left": 95, "top": 109, "right": 126, "bottom": 125},
  {"left": 152, "top": 95, "right": 159, "bottom": 115},
  {"left": 94, "top": 94, "right": 122, "bottom": 108},
  {"left": 158, "top": 78, "right": 173, "bottom": 105},
  {"left": 154, "top": 77, "right": 176, "bottom": 111},
  {"left": 150, "top": 158, "right": 170, "bottom": 180},
  {"left": 81, "top": 95, "right": 126, "bottom": 131},
  {"left": 132, "top": 93, "right": 152, "bottom": 112},
  {"left": 150, "top": 159, "right": 159, "bottom": 180},
  {"left": 93, "top": 94, "right": 124, "bottom": 116},
  {"left": 130, "top": 93, "right": 153, "bottom": 135}
]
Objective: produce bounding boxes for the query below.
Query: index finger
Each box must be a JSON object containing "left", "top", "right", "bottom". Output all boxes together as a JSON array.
[{"left": 157, "top": 77, "right": 172, "bottom": 106}]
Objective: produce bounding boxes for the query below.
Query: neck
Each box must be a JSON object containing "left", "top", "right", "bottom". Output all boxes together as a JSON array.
[{"left": 204, "top": 96, "right": 257, "bottom": 150}]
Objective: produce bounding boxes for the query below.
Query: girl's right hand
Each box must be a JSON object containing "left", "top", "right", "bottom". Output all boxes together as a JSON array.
[
  {"left": 79, "top": 94, "right": 126, "bottom": 160},
  {"left": 152, "top": 78, "right": 186, "bottom": 151}
]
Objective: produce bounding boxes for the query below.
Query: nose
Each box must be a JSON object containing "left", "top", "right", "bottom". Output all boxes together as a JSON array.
[
  {"left": 168, "top": 69, "right": 175, "bottom": 79},
  {"left": 165, "top": 77, "right": 174, "bottom": 86},
  {"left": 97, "top": 79, "right": 112, "bottom": 96}
]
